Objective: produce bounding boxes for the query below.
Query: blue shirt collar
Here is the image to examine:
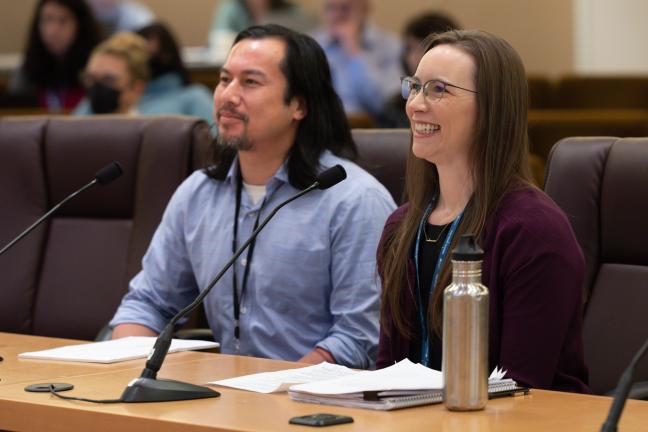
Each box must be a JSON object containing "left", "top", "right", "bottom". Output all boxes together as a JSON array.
[{"left": 224, "top": 154, "right": 290, "bottom": 190}]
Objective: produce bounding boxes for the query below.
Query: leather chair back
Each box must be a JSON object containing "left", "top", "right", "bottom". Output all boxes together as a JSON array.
[
  {"left": 352, "top": 128, "right": 410, "bottom": 204},
  {"left": 0, "top": 115, "right": 210, "bottom": 340},
  {"left": 544, "top": 136, "right": 648, "bottom": 394}
]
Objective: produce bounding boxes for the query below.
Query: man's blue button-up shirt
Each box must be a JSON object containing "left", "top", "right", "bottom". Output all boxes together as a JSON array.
[{"left": 110, "top": 151, "right": 396, "bottom": 368}]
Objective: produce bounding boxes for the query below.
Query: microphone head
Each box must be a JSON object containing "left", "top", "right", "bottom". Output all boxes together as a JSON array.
[
  {"left": 316, "top": 165, "right": 347, "bottom": 190},
  {"left": 95, "top": 161, "right": 123, "bottom": 185}
]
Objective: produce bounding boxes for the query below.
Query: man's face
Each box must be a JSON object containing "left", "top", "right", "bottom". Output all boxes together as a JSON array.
[{"left": 213, "top": 38, "right": 305, "bottom": 153}]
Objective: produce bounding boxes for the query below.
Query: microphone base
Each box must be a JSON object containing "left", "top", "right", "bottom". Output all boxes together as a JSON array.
[{"left": 120, "top": 377, "right": 220, "bottom": 403}]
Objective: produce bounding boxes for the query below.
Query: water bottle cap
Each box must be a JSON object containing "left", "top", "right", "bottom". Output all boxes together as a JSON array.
[{"left": 452, "top": 234, "right": 484, "bottom": 261}]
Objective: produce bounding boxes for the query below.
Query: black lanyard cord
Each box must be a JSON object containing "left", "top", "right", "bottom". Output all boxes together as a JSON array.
[{"left": 232, "top": 174, "right": 266, "bottom": 339}]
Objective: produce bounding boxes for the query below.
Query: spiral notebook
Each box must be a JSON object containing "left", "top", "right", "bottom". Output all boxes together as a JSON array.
[{"left": 288, "top": 359, "right": 528, "bottom": 411}]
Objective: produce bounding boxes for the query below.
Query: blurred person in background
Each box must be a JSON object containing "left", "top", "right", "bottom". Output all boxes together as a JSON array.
[
  {"left": 88, "top": 0, "right": 154, "bottom": 36},
  {"left": 312, "top": 0, "right": 402, "bottom": 121},
  {"left": 136, "top": 22, "right": 214, "bottom": 124},
  {"left": 10, "top": 0, "right": 102, "bottom": 112},
  {"left": 74, "top": 31, "right": 149, "bottom": 115},
  {"left": 379, "top": 12, "right": 460, "bottom": 127},
  {"left": 208, "top": 0, "right": 316, "bottom": 56},
  {"left": 75, "top": 29, "right": 214, "bottom": 124}
]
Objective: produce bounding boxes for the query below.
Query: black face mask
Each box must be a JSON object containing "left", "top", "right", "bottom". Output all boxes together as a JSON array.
[{"left": 88, "top": 82, "right": 121, "bottom": 114}]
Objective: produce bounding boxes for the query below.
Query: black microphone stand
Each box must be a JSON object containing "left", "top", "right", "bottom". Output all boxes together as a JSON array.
[
  {"left": 120, "top": 180, "right": 328, "bottom": 402},
  {"left": 600, "top": 337, "right": 648, "bottom": 432},
  {"left": 0, "top": 162, "right": 123, "bottom": 258}
]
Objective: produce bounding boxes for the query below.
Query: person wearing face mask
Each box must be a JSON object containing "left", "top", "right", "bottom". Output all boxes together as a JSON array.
[
  {"left": 9, "top": 0, "right": 102, "bottom": 112},
  {"left": 75, "top": 30, "right": 213, "bottom": 123},
  {"left": 135, "top": 22, "right": 214, "bottom": 125},
  {"left": 74, "top": 31, "right": 149, "bottom": 115}
]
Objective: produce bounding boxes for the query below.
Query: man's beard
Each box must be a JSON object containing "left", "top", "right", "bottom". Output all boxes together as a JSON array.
[
  {"left": 216, "top": 103, "right": 252, "bottom": 151},
  {"left": 216, "top": 131, "right": 253, "bottom": 151}
]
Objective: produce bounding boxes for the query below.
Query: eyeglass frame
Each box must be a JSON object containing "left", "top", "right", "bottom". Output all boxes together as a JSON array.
[{"left": 400, "top": 76, "right": 477, "bottom": 102}]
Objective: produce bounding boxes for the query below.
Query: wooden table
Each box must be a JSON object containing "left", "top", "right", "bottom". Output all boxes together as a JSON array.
[{"left": 1, "top": 332, "right": 647, "bottom": 432}]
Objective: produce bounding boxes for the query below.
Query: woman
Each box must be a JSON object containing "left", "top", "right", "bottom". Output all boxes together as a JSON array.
[
  {"left": 376, "top": 30, "right": 590, "bottom": 393},
  {"left": 136, "top": 22, "right": 214, "bottom": 124},
  {"left": 11, "top": 0, "right": 101, "bottom": 112}
]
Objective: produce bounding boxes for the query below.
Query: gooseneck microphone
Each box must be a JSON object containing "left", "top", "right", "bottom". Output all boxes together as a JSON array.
[
  {"left": 0, "top": 162, "right": 123, "bottom": 258},
  {"left": 119, "top": 164, "right": 347, "bottom": 403},
  {"left": 600, "top": 337, "right": 648, "bottom": 432}
]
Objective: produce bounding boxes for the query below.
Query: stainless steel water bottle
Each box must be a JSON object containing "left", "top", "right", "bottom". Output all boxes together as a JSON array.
[{"left": 442, "top": 234, "right": 489, "bottom": 411}]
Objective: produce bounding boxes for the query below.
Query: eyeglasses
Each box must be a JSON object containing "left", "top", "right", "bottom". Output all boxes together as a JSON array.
[{"left": 401, "top": 76, "right": 477, "bottom": 102}]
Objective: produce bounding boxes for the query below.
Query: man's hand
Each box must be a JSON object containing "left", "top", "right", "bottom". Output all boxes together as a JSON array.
[{"left": 298, "top": 347, "right": 336, "bottom": 364}]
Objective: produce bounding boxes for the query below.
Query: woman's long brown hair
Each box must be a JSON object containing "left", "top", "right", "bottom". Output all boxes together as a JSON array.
[{"left": 379, "top": 30, "right": 534, "bottom": 338}]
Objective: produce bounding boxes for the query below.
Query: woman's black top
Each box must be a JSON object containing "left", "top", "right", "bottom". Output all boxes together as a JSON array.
[{"left": 408, "top": 222, "right": 451, "bottom": 370}]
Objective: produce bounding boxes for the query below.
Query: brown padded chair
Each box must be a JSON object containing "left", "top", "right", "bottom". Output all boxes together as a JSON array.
[
  {"left": 352, "top": 128, "right": 410, "bottom": 204},
  {"left": 0, "top": 115, "right": 210, "bottom": 340},
  {"left": 544, "top": 136, "right": 648, "bottom": 396}
]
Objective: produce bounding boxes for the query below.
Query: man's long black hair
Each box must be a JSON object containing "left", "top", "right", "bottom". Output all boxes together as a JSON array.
[{"left": 205, "top": 24, "right": 357, "bottom": 189}]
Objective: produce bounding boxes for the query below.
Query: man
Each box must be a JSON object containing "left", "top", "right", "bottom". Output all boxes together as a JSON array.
[
  {"left": 312, "top": 0, "right": 402, "bottom": 119},
  {"left": 109, "top": 25, "right": 396, "bottom": 368}
]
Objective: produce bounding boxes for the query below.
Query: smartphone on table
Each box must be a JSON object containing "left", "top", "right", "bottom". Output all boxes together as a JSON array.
[{"left": 289, "top": 413, "right": 354, "bottom": 427}]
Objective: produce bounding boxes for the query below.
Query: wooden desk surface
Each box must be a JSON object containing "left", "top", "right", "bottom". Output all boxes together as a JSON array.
[
  {"left": 1, "top": 332, "right": 647, "bottom": 432},
  {"left": 0, "top": 332, "right": 211, "bottom": 387}
]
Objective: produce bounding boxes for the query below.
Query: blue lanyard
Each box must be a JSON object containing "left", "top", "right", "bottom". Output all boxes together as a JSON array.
[{"left": 413, "top": 202, "right": 463, "bottom": 367}]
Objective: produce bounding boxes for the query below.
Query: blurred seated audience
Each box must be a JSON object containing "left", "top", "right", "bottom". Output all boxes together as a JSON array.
[
  {"left": 312, "top": 0, "right": 402, "bottom": 120},
  {"left": 74, "top": 32, "right": 149, "bottom": 115},
  {"left": 379, "top": 11, "right": 460, "bottom": 128},
  {"left": 208, "top": 0, "right": 316, "bottom": 56},
  {"left": 89, "top": 0, "right": 154, "bottom": 36},
  {"left": 9, "top": 0, "right": 102, "bottom": 112},
  {"left": 75, "top": 30, "right": 214, "bottom": 124},
  {"left": 137, "top": 22, "right": 214, "bottom": 124}
]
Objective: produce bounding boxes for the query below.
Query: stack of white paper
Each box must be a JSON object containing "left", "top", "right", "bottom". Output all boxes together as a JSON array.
[
  {"left": 19, "top": 336, "right": 219, "bottom": 363},
  {"left": 287, "top": 360, "right": 519, "bottom": 411},
  {"left": 290, "top": 359, "right": 443, "bottom": 396},
  {"left": 209, "top": 362, "right": 356, "bottom": 393}
]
